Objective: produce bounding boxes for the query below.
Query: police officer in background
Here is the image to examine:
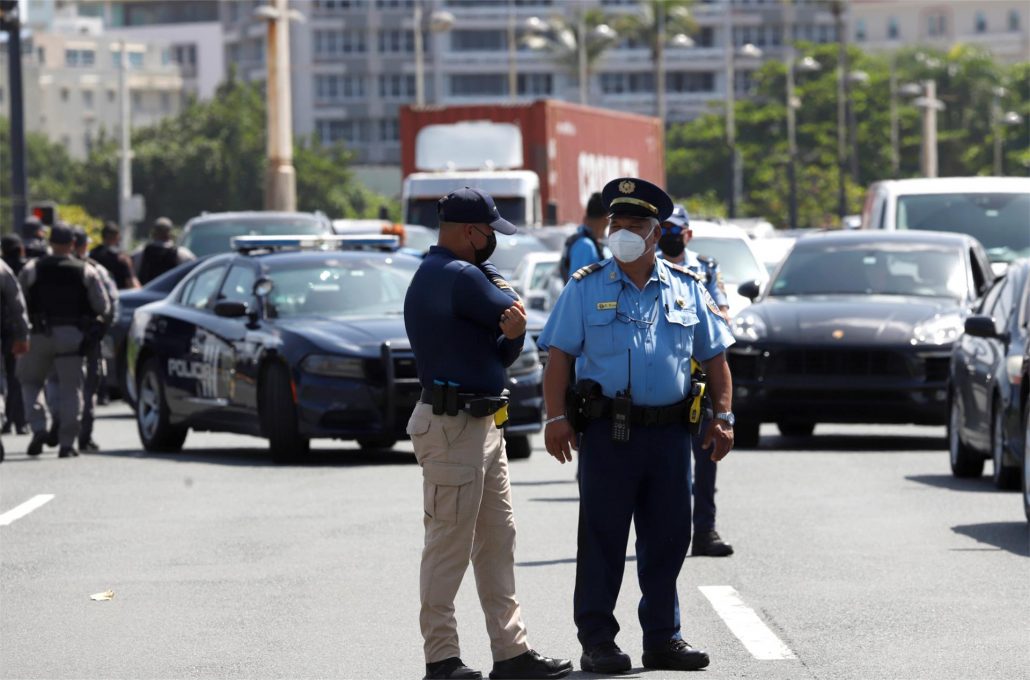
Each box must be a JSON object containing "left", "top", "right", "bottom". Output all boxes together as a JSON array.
[
  {"left": 559, "top": 192, "right": 609, "bottom": 283},
  {"left": 136, "top": 217, "right": 194, "bottom": 285},
  {"left": 73, "top": 227, "right": 117, "bottom": 451},
  {"left": 0, "top": 258, "right": 30, "bottom": 462},
  {"left": 21, "top": 217, "right": 49, "bottom": 260},
  {"left": 659, "top": 204, "right": 734, "bottom": 557},
  {"left": 538, "top": 178, "right": 735, "bottom": 674},
  {"left": 17, "top": 223, "right": 110, "bottom": 458},
  {"left": 404, "top": 187, "right": 572, "bottom": 680},
  {"left": 1, "top": 234, "right": 28, "bottom": 435},
  {"left": 90, "top": 222, "right": 140, "bottom": 290}
]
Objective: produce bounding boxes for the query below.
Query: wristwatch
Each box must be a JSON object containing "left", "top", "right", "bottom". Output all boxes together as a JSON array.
[{"left": 714, "top": 411, "right": 735, "bottom": 427}]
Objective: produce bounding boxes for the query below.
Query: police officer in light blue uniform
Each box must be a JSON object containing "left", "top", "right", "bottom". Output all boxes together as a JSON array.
[
  {"left": 659, "top": 205, "right": 734, "bottom": 558},
  {"left": 537, "top": 177, "right": 736, "bottom": 674}
]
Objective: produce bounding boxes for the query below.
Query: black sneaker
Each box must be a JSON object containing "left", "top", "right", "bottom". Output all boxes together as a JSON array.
[
  {"left": 580, "top": 642, "right": 631, "bottom": 674},
  {"left": 642, "top": 639, "right": 710, "bottom": 671},
  {"left": 0, "top": 436, "right": 5, "bottom": 462},
  {"left": 691, "top": 530, "right": 734, "bottom": 557},
  {"left": 490, "top": 650, "right": 572, "bottom": 679},
  {"left": 425, "top": 657, "right": 482, "bottom": 680},
  {"left": 45, "top": 422, "right": 60, "bottom": 447},
  {"left": 26, "top": 432, "right": 46, "bottom": 456},
  {"left": 58, "top": 445, "right": 79, "bottom": 458},
  {"left": 1, "top": 421, "right": 11, "bottom": 435},
  {"left": 79, "top": 439, "right": 100, "bottom": 453},
  {"left": 16, "top": 424, "right": 29, "bottom": 435}
]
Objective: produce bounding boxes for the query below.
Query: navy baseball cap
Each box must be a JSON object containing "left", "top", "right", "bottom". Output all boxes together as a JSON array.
[
  {"left": 602, "top": 177, "right": 674, "bottom": 223},
  {"left": 437, "top": 187, "right": 517, "bottom": 235},
  {"left": 664, "top": 204, "right": 690, "bottom": 228},
  {"left": 49, "top": 222, "right": 74, "bottom": 245},
  {"left": 72, "top": 227, "right": 90, "bottom": 247}
]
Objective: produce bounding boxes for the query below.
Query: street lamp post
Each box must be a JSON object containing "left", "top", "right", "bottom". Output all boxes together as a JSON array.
[
  {"left": 992, "top": 87, "right": 1023, "bottom": 176},
  {"left": 1, "top": 0, "right": 27, "bottom": 236},
  {"left": 847, "top": 69, "right": 869, "bottom": 184},
  {"left": 413, "top": 4, "right": 454, "bottom": 108},
  {"left": 507, "top": 4, "right": 517, "bottom": 102},
  {"left": 831, "top": 0, "right": 848, "bottom": 220},
  {"left": 722, "top": 10, "right": 762, "bottom": 221},
  {"left": 523, "top": 15, "right": 615, "bottom": 107},
  {"left": 912, "top": 79, "right": 944, "bottom": 178},
  {"left": 784, "top": 48, "right": 821, "bottom": 230}
]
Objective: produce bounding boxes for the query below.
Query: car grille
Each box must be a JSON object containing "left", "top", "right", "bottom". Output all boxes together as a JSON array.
[{"left": 766, "top": 349, "right": 913, "bottom": 378}]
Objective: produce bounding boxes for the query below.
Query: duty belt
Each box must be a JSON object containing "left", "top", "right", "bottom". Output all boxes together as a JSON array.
[
  {"left": 419, "top": 387, "right": 510, "bottom": 418},
  {"left": 584, "top": 396, "right": 689, "bottom": 427}
]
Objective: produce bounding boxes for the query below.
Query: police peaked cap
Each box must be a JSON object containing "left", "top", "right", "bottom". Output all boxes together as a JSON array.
[{"left": 601, "top": 177, "right": 674, "bottom": 223}]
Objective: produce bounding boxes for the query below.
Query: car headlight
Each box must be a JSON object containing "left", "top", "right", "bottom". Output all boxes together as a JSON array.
[
  {"left": 508, "top": 341, "right": 542, "bottom": 376},
  {"left": 912, "top": 314, "right": 963, "bottom": 346},
  {"left": 732, "top": 313, "right": 767, "bottom": 342},
  {"left": 301, "top": 354, "right": 365, "bottom": 378}
]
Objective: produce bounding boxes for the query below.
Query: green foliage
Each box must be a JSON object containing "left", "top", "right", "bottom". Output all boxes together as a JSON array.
[{"left": 667, "top": 43, "right": 1029, "bottom": 228}]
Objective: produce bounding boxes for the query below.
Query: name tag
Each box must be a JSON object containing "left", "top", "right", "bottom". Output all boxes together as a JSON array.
[{"left": 596, "top": 301, "right": 617, "bottom": 310}]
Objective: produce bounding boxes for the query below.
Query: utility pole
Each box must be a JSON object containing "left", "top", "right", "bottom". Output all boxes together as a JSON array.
[
  {"left": 784, "top": 0, "right": 798, "bottom": 229},
  {"left": 723, "top": 0, "right": 737, "bottom": 218},
  {"left": 889, "top": 54, "right": 899, "bottom": 178},
  {"left": 656, "top": 1, "right": 666, "bottom": 125},
  {"left": 507, "top": 1, "right": 517, "bottom": 102},
  {"left": 257, "top": 0, "right": 298, "bottom": 211},
  {"left": 832, "top": 0, "right": 847, "bottom": 220},
  {"left": 577, "top": 9, "right": 588, "bottom": 105},
  {"left": 918, "top": 79, "right": 939, "bottom": 178},
  {"left": 1, "top": 0, "right": 27, "bottom": 236},
  {"left": 117, "top": 40, "right": 135, "bottom": 246}
]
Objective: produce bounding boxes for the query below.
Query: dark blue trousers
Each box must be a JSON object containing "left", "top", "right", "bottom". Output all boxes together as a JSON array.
[
  {"left": 574, "top": 419, "right": 692, "bottom": 650},
  {"left": 691, "top": 429, "right": 717, "bottom": 533}
]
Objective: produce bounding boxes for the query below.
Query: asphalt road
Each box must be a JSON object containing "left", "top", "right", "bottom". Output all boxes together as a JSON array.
[{"left": 2, "top": 403, "right": 1027, "bottom": 680}]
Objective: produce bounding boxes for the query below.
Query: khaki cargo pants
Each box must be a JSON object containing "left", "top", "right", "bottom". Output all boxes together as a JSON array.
[{"left": 407, "top": 402, "right": 530, "bottom": 664}]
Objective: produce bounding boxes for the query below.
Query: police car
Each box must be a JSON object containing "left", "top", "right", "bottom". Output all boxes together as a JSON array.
[{"left": 126, "top": 235, "right": 543, "bottom": 463}]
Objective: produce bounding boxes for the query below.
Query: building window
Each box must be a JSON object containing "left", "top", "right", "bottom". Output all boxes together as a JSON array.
[
  {"left": 36, "top": 46, "right": 45, "bottom": 64},
  {"left": 855, "top": 19, "right": 866, "bottom": 42},
  {"left": 517, "top": 72, "right": 552, "bottom": 96},
  {"left": 131, "top": 91, "right": 142, "bottom": 111},
  {"left": 378, "top": 73, "right": 416, "bottom": 98},
  {"left": 449, "top": 73, "right": 506, "bottom": 96},
  {"left": 975, "top": 11, "right": 987, "bottom": 33},
  {"left": 600, "top": 72, "right": 655, "bottom": 94},
  {"left": 665, "top": 71, "right": 714, "bottom": 93},
  {"left": 84, "top": 131, "right": 94, "bottom": 155},
  {"left": 451, "top": 29, "right": 506, "bottom": 52},
  {"left": 1009, "top": 10, "right": 1021, "bottom": 31},
  {"left": 161, "top": 92, "right": 171, "bottom": 111},
  {"left": 887, "top": 17, "right": 900, "bottom": 40},
  {"left": 83, "top": 89, "right": 94, "bottom": 108},
  {"left": 376, "top": 0, "right": 414, "bottom": 7},
  {"left": 0, "top": 88, "right": 4, "bottom": 104},
  {"left": 113, "top": 49, "right": 145, "bottom": 69},
  {"left": 379, "top": 118, "right": 399, "bottom": 142},
  {"left": 315, "top": 74, "right": 367, "bottom": 104},
  {"left": 928, "top": 12, "right": 947, "bottom": 37},
  {"left": 107, "top": 89, "right": 116, "bottom": 103},
  {"left": 378, "top": 29, "right": 419, "bottom": 53},
  {"left": 65, "top": 48, "right": 96, "bottom": 67},
  {"left": 314, "top": 30, "right": 367, "bottom": 57},
  {"left": 316, "top": 119, "right": 370, "bottom": 145}
]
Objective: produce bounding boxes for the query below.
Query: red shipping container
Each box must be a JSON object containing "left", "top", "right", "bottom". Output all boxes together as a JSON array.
[{"left": 400, "top": 100, "right": 665, "bottom": 225}]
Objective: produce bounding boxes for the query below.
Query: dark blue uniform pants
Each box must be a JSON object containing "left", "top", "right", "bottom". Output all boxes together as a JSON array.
[
  {"left": 575, "top": 419, "right": 691, "bottom": 650},
  {"left": 691, "top": 429, "right": 717, "bottom": 533}
]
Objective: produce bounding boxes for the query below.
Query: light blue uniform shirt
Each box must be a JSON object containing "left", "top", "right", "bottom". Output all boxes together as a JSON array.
[
  {"left": 537, "top": 257, "right": 734, "bottom": 407},
  {"left": 684, "top": 249, "right": 729, "bottom": 308}
]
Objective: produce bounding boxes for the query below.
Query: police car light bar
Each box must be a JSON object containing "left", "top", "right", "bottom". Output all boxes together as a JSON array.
[{"left": 231, "top": 235, "right": 400, "bottom": 253}]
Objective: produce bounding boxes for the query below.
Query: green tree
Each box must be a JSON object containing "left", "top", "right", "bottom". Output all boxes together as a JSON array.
[
  {"left": 614, "top": 0, "right": 695, "bottom": 118},
  {"left": 524, "top": 9, "right": 619, "bottom": 103},
  {"left": 0, "top": 118, "right": 84, "bottom": 233}
]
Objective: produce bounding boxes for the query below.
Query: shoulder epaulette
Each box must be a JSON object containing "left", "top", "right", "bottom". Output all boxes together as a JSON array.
[
  {"left": 665, "top": 261, "right": 704, "bottom": 283},
  {"left": 571, "top": 262, "right": 604, "bottom": 281}
]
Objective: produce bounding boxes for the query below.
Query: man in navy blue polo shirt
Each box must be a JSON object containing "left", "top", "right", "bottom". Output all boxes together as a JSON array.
[{"left": 404, "top": 187, "right": 573, "bottom": 680}]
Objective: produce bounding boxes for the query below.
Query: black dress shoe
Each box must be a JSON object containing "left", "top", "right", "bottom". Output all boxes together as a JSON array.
[
  {"left": 490, "top": 650, "right": 572, "bottom": 679},
  {"left": 425, "top": 657, "right": 482, "bottom": 680},
  {"left": 1, "top": 421, "right": 11, "bottom": 434},
  {"left": 1, "top": 437, "right": 5, "bottom": 462},
  {"left": 580, "top": 642, "right": 631, "bottom": 674},
  {"left": 691, "top": 530, "right": 734, "bottom": 557},
  {"left": 642, "top": 639, "right": 710, "bottom": 671},
  {"left": 58, "top": 445, "right": 79, "bottom": 458},
  {"left": 45, "top": 422, "right": 60, "bottom": 447},
  {"left": 27, "top": 432, "right": 46, "bottom": 456},
  {"left": 79, "top": 439, "right": 100, "bottom": 453}
]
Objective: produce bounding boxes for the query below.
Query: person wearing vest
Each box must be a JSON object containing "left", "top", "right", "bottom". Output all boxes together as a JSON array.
[
  {"left": 89, "top": 222, "right": 140, "bottom": 290},
  {"left": 0, "top": 258, "right": 30, "bottom": 462},
  {"left": 659, "top": 204, "right": 735, "bottom": 559},
  {"left": 137, "top": 217, "right": 195, "bottom": 285},
  {"left": 16, "top": 223, "right": 110, "bottom": 459},
  {"left": 1, "top": 234, "right": 28, "bottom": 435},
  {"left": 21, "top": 217, "right": 50, "bottom": 260},
  {"left": 558, "top": 192, "right": 609, "bottom": 283}
]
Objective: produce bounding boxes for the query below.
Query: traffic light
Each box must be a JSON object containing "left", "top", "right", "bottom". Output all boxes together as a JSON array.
[{"left": 30, "top": 202, "right": 57, "bottom": 227}]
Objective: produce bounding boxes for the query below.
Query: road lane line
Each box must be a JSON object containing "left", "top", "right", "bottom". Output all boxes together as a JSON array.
[
  {"left": 0, "top": 494, "right": 55, "bottom": 526},
  {"left": 699, "top": 585, "right": 797, "bottom": 660}
]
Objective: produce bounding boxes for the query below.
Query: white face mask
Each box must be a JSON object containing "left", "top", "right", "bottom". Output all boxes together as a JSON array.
[{"left": 608, "top": 225, "right": 653, "bottom": 263}]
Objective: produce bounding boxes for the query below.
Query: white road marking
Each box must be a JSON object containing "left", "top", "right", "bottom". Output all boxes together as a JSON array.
[
  {"left": 0, "top": 494, "right": 55, "bottom": 527},
  {"left": 699, "top": 585, "right": 797, "bottom": 660}
]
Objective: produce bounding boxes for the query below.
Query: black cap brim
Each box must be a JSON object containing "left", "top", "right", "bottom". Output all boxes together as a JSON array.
[{"left": 488, "top": 215, "right": 517, "bottom": 235}]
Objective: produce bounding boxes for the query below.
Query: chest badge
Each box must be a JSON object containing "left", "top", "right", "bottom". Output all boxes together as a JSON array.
[
  {"left": 597, "top": 301, "right": 617, "bottom": 310},
  {"left": 675, "top": 297, "right": 687, "bottom": 309}
]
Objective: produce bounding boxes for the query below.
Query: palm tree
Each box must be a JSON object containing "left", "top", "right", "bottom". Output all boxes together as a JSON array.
[
  {"left": 614, "top": 0, "right": 697, "bottom": 123},
  {"left": 523, "top": 8, "right": 619, "bottom": 105}
]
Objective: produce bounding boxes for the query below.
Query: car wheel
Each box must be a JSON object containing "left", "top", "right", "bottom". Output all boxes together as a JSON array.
[
  {"left": 991, "top": 398, "right": 1020, "bottom": 490},
  {"left": 949, "top": 393, "right": 983, "bottom": 478},
  {"left": 136, "top": 358, "right": 187, "bottom": 453},
  {"left": 357, "top": 437, "right": 397, "bottom": 451},
  {"left": 777, "top": 421, "right": 815, "bottom": 437},
  {"left": 735, "top": 420, "right": 760, "bottom": 449},
  {"left": 1023, "top": 401, "right": 1030, "bottom": 522},
  {"left": 262, "top": 363, "right": 310, "bottom": 465},
  {"left": 505, "top": 435, "right": 531, "bottom": 460}
]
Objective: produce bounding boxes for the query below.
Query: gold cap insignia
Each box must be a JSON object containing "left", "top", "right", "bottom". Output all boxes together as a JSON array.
[
  {"left": 832, "top": 329, "right": 844, "bottom": 340},
  {"left": 618, "top": 180, "right": 635, "bottom": 194}
]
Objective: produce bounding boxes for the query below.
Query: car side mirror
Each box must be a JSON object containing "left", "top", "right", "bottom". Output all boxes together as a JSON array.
[
  {"left": 963, "top": 315, "right": 998, "bottom": 339},
  {"left": 737, "top": 280, "right": 761, "bottom": 301},
  {"left": 214, "top": 300, "right": 248, "bottom": 318}
]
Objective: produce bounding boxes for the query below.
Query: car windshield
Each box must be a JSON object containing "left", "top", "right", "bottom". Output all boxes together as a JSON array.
[
  {"left": 529, "top": 260, "right": 558, "bottom": 290},
  {"left": 689, "top": 237, "right": 765, "bottom": 283},
  {"left": 488, "top": 233, "right": 548, "bottom": 274},
  {"left": 769, "top": 243, "right": 967, "bottom": 299},
  {"left": 895, "top": 192, "right": 1030, "bottom": 263},
  {"left": 265, "top": 257, "right": 419, "bottom": 318},
  {"left": 406, "top": 197, "right": 528, "bottom": 229},
  {"left": 182, "top": 217, "right": 326, "bottom": 257}
]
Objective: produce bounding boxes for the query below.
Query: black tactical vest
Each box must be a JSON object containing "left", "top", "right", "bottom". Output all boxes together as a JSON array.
[
  {"left": 138, "top": 242, "right": 180, "bottom": 284},
  {"left": 29, "top": 256, "right": 90, "bottom": 325}
]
